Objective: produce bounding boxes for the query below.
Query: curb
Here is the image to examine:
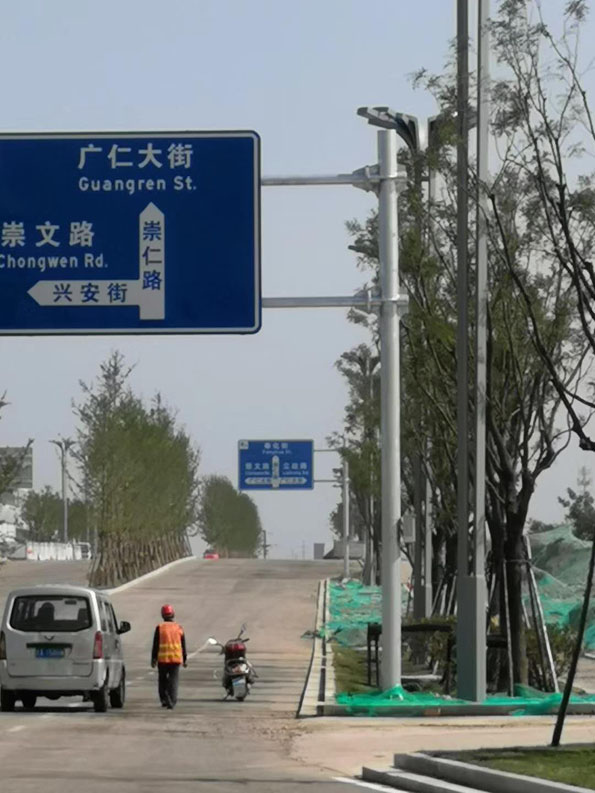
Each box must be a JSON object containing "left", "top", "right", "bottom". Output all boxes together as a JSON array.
[
  {"left": 103, "top": 555, "right": 197, "bottom": 595},
  {"left": 323, "top": 578, "right": 336, "bottom": 714},
  {"left": 362, "top": 751, "right": 594, "bottom": 793},
  {"left": 326, "top": 702, "right": 595, "bottom": 717},
  {"left": 297, "top": 578, "right": 328, "bottom": 718}
]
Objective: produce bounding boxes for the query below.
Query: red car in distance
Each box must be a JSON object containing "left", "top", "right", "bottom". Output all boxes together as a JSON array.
[{"left": 203, "top": 550, "right": 220, "bottom": 560}]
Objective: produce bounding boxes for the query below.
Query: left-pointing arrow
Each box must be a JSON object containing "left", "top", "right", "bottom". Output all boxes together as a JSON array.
[{"left": 28, "top": 279, "right": 140, "bottom": 307}]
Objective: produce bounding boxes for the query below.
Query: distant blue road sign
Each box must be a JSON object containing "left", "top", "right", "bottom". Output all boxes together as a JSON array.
[
  {"left": 0, "top": 131, "right": 260, "bottom": 334},
  {"left": 238, "top": 440, "right": 314, "bottom": 490}
]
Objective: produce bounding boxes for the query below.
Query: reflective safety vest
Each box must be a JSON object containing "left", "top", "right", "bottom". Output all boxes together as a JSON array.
[{"left": 157, "top": 621, "right": 184, "bottom": 665}]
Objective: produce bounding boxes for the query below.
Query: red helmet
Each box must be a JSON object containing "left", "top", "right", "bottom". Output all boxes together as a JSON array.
[{"left": 161, "top": 604, "right": 174, "bottom": 619}]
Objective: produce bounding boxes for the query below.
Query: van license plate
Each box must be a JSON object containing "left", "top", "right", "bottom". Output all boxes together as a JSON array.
[{"left": 36, "top": 648, "right": 64, "bottom": 658}]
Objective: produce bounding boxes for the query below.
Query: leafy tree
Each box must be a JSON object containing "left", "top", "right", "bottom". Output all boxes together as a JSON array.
[
  {"left": 481, "top": 0, "right": 595, "bottom": 701},
  {"left": 199, "top": 475, "right": 262, "bottom": 557},
  {"left": 527, "top": 519, "right": 558, "bottom": 535},
  {"left": 0, "top": 395, "right": 32, "bottom": 499},
  {"left": 75, "top": 352, "right": 199, "bottom": 587},
  {"left": 559, "top": 468, "right": 595, "bottom": 541},
  {"left": 328, "top": 344, "right": 381, "bottom": 581},
  {"left": 20, "top": 486, "right": 87, "bottom": 543},
  {"left": 329, "top": 497, "right": 368, "bottom": 542},
  {"left": 331, "top": 2, "right": 593, "bottom": 685}
]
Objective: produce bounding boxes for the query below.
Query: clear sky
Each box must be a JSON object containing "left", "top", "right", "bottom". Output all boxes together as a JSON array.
[{"left": 0, "top": 1, "right": 592, "bottom": 558}]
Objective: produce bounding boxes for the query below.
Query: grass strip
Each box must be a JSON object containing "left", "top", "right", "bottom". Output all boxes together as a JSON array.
[{"left": 448, "top": 746, "right": 595, "bottom": 789}]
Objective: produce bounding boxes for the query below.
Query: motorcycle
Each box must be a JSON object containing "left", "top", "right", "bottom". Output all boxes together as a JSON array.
[{"left": 207, "top": 624, "right": 256, "bottom": 701}]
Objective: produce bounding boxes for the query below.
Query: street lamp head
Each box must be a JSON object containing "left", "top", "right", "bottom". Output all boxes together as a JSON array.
[
  {"left": 357, "top": 106, "right": 420, "bottom": 152},
  {"left": 49, "top": 437, "right": 76, "bottom": 452}
]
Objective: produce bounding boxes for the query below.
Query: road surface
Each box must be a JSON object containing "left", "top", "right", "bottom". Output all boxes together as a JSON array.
[
  {"left": 2, "top": 558, "right": 594, "bottom": 791},
  {"left": 0, "top": 558, "right": 361, "bottom": 792}
]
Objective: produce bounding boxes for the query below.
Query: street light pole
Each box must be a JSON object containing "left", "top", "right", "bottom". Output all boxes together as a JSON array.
[
  {"left": 50, "top": 438, "right": 75, "bottom": 544},
  {"left": 378, "top": 128, "right": 402, "bottom": 690},
  {"left": 357, "top": 107, "right": 418, "bottom": 689}
]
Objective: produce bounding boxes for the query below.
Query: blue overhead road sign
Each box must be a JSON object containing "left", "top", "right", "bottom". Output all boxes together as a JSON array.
[
  {"left": 238, "top": 440, "right": 314, "bottom": 490},
  {"left": 0, "top": 131, "right": 260, "bottom": 334}
]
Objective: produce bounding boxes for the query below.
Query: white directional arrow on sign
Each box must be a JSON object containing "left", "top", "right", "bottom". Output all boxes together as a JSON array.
[
  {"left": 28, "top": 203, "right": 165, "bottom": 321},
  {"left": 271, "top": 455, "right": 281, "bottom": 489}
]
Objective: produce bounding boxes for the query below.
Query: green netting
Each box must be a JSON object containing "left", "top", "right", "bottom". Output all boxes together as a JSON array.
[
  {"left": 327, "top": 529, "right": 595, "bottom": 714},
  {"left": 323, "top": 526, "right": 595, "bottom": 650},
  {"left": 531, "top": 526, "right": 590, "bottom": 588},
  {"left": 323, "top": 580, "right": 412, "bottom": 646},
  {"left": 336, "top": 684, "right": 595, "bottom": 716},
  {"left": 530, "top": 525, "right": 595, "bottom": 650},
  {"left": 323, "top": 581, "right": 381, "bottom": 646}
]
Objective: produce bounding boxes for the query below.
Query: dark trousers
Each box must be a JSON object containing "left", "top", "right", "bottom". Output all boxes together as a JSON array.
[{"left": 158, "top": 663, "right": 180, "bottom": 707}]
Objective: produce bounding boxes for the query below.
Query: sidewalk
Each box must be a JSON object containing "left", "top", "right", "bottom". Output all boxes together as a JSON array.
[
  {"left": 292, "top": 715, "right": 595, "bottom": 777},
  {"left": 576, "top": 656, "right": 595, "bottom": 693}
]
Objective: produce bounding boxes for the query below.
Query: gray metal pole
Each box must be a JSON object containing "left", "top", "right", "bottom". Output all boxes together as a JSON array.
[
  {"left": 378, "top": 129, "right": 402, "bottom": 690},
  {"left": 525, "top": 535, "right": 558, "bottom": 692},
  {"left": 364, "top": 361, "right": 374, "bottom": 587},
  {"left": 342, "top": 457, "right": 350, "bottom": 580},
  {"left": 62, "top": 444, "right": 69, "bottom": 544},
  {"left": 423, "top": 444, "right": 434, "bottom": 617},
  {"left": 413, "top": 452, "right": 424, "bottom": 620},
  {"left": 455, "top": 0, "right": 473, "bottom": 699},
  {"left": 424, "top": 125, "right": 437, "bottom": 621},
  {"left": 469, "top": 0, "right": 490, "bottom": 700}
]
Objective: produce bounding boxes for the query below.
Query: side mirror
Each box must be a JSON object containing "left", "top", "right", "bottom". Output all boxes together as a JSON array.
[{"left": 118, "top": 621, "right": 131, "bottom": 635}]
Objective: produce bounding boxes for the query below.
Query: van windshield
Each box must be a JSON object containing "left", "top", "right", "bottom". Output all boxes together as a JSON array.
[{"left": 10, "top": 595, "right": 92, "bottom": 633}]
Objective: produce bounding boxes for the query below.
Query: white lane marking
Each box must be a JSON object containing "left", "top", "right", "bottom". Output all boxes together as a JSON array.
[
  {"left": 8, "top": 725, "right": 25, "bottom": 733},
  {"left": 333, "top": 778, "right": 399, "bottom": 792}
]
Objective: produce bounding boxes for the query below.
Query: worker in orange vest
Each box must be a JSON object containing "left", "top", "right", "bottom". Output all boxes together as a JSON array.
[{"left": 151, "top": 604, "right": 187, "bottom": 709}]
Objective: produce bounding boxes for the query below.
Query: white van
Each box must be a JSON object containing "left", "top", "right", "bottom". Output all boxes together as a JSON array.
[{"left": 0, "top": 585, "right": 130, "bottom": 713}]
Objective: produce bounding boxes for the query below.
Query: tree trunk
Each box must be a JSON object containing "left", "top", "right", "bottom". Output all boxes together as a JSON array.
[
  {"left": 432, "top": 528, "right": 446, "bottom": 598},
  {"left": 504, "top": 528, "right": 528, "bottom": 685}
]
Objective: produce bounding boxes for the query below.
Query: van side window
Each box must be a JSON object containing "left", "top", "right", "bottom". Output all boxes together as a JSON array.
[
  {"left": 110, "top": 604, "right": 119, "bottom": 632},
  {"left": 98, "top": 600, "right": 108, "bottom": 632},
  {"left": 102, "top": 600, "right": 115, "bottom": 633}
]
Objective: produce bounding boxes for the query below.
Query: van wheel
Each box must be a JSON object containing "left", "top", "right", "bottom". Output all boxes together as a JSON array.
[
  {"left": 109, "top": 669, "right": 125, "bottom": 709},
  {"left": 0, "top": 689, "right": 15, "bottom": 712},
  {"left": 21, "top": 694, "right": 37, "bottom": 710},
  {"left": 93, "top": 683, "right": 109, "bottom": 713}
]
